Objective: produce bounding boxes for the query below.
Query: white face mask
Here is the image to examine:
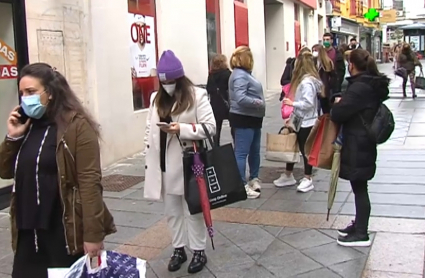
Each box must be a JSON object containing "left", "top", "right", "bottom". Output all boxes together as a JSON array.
[
  {"left": 162, "top": 84, "right": 176, "bottom": 96},
  {"left": 312, "top": 51, "right": 319, "bottom": 57}
]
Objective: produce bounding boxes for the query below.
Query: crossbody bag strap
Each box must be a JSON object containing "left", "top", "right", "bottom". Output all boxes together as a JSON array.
[{"left": 200, "top": 123, "right": 214, "bottom": 147}]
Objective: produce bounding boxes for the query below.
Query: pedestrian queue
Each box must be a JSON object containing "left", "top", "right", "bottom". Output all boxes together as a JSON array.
[
  {"left": 143, "top": 50, "right": 216, "bottom": 274},
  {"left": 273, "top": 51, "right": 322, "bottom": 193},
  {"left": 331, "top": 49, "right": 392, "bottom": 247},
  {"left": 0, "top": 63, "right": 116, "bottom": 278},
  {"left": 228, "top": 46, "right": 266, "bottom": 199},
  {"left": 206, "top": 54, "right": 231, "bottom": 146}
]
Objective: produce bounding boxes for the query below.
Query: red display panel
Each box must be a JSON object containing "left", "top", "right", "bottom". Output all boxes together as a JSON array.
[
  {"left": 234, "top": 1, "right": 249, "bottom": 47},
  {"left": 294, "top": 21, "right": 301, "bottom": 57}
]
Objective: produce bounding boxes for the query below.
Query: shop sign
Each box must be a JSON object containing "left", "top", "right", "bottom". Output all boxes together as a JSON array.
[
  {"left": 331, "top": 19, "right": 359, "bottom": 35},
  {"left": 0, "top": 38, "right": 17, "bottom": 80},
  {"left": 380, "top": 9, "right": 397, "bottom": 24},
  {"left": 0, "top": 65, "right": 18, "bottom": 79},
  {"left": 129, "top": 13, "right": 157, "bottom": 78}
]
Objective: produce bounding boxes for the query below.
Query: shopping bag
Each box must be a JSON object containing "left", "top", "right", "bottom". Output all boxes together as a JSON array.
[
  {"left": 265, "top": 127, "right": 300, "bottom": 163},
  {"left": 281, "top": 84, "right": 293, "bottom": 119},
  {"left": 48, "top": 251, "right": 147, "bottom": 278},
  {"left": 184, "top": 124, "right": 247, "bottom": 215},
  {"left": 415, "top": 70, "right": 425, "bottom": 89},
  {"left": 394, "top": 67, "right": 407, "bottom": 79},
  {"left": 304, "top": 114, "right": 339, "bottom": 170}
]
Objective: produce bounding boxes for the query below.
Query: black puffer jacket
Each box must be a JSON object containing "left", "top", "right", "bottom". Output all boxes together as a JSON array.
[
  {"left": 331, "top": 73, "right": 390, "bottom": 182},
  {"left": 279, "top": 58, "right": 296, "bottom": 101},
  {"left": 206, "top": 68, "right": 231, "bottom": 120}
]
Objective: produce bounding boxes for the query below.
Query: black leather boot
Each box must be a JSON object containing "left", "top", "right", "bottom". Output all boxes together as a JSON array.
[
  {"left": 168, "top": 247, "right": 187, "bottom": 272},
  {"left": 188, "top": 250, "right": 207, "bottom": 274}
]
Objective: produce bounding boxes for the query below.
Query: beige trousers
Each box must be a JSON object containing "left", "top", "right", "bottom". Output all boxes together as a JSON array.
[{"left": 163, "top": 193, "right": 207, "bottom": 250}]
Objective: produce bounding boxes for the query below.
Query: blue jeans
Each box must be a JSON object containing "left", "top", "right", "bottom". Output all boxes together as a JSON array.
[{"left": 234, "top": 128, "right": 261, "bottom": 184}]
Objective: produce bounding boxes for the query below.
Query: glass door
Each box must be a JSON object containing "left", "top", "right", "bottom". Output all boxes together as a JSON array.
[{"left": 0, "top": 1, "right": 18, "bottom": 189}]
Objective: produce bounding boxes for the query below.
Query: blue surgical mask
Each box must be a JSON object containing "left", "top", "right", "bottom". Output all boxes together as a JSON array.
[{"left": 21, "top": 94, "right": 47, "bottom": 119}]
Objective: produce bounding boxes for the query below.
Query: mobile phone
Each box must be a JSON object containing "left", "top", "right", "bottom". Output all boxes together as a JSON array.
[
  {"left": 17, "top": 107, "right": 29, "bottom": 124},
  {"left": 157, "top": 122, "right": 171, "bottom": 127}
]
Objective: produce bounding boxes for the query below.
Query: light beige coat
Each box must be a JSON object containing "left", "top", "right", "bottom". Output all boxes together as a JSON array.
[{"left": 143, "top": 87, "right": 216, "bottom": 200}]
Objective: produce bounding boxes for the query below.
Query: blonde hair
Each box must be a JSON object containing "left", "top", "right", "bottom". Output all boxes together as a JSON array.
[
  {"left": 313, "top": 44, "right": 334, "bottom": 72},
  {"left": 290, "top": 52, "right": 324, "bottom": 97},
  {"left": 230, "top": 46, "right": 254, "bottom": 71},
  {"left": 344, "top": 50, "right": 352, "bottom": 61}
]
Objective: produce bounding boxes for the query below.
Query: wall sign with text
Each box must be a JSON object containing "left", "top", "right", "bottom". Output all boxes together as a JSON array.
[{"left": 0, "top": 38, "right": 17, "bottom": 79}]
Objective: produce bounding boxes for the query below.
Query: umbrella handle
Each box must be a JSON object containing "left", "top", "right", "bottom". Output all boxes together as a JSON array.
[{"left": 191, "top": 123, "right": 198, "bottom": 152}]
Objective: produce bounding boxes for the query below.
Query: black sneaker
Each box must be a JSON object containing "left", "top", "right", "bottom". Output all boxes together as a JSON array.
[
  {"left": 188, "top": 250, "right": 207, "bottom": 274},
  {"left": 337, "top": 221, "right": 356, "bottom": 237},
  {"left": 168, "top": 248, "right": 187, "bottom": 272},
  {"left": 337, "top": 233, "right": 371, "bottom": 247}
]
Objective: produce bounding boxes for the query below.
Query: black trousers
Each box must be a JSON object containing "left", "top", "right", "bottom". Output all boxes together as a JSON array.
[
  {"left": 286, "top": 126, "right": 313, "bottom": 175},
  {"left": 12, "top": 224, "right": 83, "bottom": 278},
  {"left": 350, "top": 180, "right": 371, "bottom": 234}
]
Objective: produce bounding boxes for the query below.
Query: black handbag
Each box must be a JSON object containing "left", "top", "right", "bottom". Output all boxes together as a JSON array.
[
  {"left": 415, "top": 69, "right": 425, "bottom": 90},
  {"left": 183, "top": 124, "right": 247, "bottom": 215}
]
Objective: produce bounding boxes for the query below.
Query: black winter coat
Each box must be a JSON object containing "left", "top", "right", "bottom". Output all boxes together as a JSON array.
[
  {"left": 279, "top": 58, "right": 296, "bottom": 101},
  {"left": 206, "top": 69, "right": 232, "bottom": 120},
  {"left": 317, "top": 66, "right": 338, "bottom": 114},
  {"left": 331, "top": 73, "right": 390, "bottom": 182}
]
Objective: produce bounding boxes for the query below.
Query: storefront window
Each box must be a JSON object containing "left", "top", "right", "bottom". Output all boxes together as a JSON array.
[
  {"left": 0, "top": 1, "right": 18, "bottom": 189},
  {"left": 206, "top": 0, "right": 221, "bottom": 67},
  {"left": 128, "top": 0, "right": 158, "bottom": 110}
]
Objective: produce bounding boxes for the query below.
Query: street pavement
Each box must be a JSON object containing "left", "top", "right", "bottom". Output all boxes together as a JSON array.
[{"left": 1, "top": 62, "right": 425, "bottom": 277}]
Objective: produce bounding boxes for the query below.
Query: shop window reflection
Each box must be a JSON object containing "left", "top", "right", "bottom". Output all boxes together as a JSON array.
[{"left": 128, "top": 0, "right": 158, "bottom": 110}]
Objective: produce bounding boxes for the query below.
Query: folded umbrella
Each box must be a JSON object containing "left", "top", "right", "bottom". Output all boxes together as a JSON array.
[
  {"left": 327, "top": 128, "right": 343, "bottom": 221},
  {"left": 191, "top": 142, "right": 215, "bottom": 250}
]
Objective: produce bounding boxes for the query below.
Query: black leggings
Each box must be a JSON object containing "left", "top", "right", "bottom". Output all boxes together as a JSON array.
[
  {"left": 351, "top": 180, "right": 371, "bottom": 234},
  {"left": 286, "top": 126, "right": 313, "bottom": 175}
]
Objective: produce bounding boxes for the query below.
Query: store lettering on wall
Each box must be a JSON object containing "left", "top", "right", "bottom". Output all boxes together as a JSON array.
[{"left": 0, "top": 38, "right": 18, "bottom": 79}]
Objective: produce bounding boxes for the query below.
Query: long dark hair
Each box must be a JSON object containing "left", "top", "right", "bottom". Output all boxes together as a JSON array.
[
  {"left": 349, "top": 49, "right": 381, "bottom": 76},
  {"left": 154, "top": 76, "right": 195, "bottom": 118},
  {"left": 19, "top": 63, "right": 100, "bottom": 137}
]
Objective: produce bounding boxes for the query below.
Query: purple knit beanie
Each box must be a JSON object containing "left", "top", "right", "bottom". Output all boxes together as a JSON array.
[{"left": 157, "top": 50, "right": 185, "bottom": 81}]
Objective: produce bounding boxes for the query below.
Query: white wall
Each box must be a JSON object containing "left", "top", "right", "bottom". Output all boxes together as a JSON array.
[
  {"left": 265, "top": 3, "right": 285, "bottom": 90},
  {"left": 25, "top": 0, "right": 145, "bottom": 166},
  {"left": 156, "top": 0, "right": 209, "bottom": 85},
  {"left": 219, "top": 0, "right": 236, "bottom": 60},
  {"left": 246, "top": 0, "right": 267, "bottom": 89}
]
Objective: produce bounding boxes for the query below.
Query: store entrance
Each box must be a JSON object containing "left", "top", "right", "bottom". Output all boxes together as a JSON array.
[{"left": 0, "top": 0, "right": 28, "bottom": 207}]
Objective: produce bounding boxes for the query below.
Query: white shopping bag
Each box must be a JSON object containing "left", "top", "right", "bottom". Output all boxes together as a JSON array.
[{"left": 48, "top": 251, "right": 146, "bottom": 278}]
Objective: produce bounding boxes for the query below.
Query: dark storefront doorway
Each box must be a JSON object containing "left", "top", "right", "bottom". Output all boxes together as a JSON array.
[{"left": 0, "top": 0, "right": 29, "bottom": 209}]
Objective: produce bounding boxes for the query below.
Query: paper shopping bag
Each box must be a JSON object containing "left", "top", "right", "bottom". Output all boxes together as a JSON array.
[
  {"left": 265, "top": 127, "right": 300, "bottom": 163},
  {"left": 305, "top": 114, "right": 339, "bottom": 170}
]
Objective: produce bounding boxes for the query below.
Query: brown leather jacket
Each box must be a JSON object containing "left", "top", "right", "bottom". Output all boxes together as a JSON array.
[{"left": 0, "top": 112, "right": 116, "bottom": 255}]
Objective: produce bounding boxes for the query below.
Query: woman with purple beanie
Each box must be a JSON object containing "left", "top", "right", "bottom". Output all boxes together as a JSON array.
[{"left": 142, "top": 50, "right": 216, "bottom": 274}]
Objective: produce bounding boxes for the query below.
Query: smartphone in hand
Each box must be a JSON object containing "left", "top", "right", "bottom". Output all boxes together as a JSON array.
[
  {"left": 17, "top": 107, "right": 29, "bottom": 124},
  {"left": 156, "top": 122, "right": 171, "bottom": 127}
]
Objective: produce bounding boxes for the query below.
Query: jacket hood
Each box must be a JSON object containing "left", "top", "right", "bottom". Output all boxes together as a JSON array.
[
  {"left": 303, "top": 74, "right": 323, "bottom": 93},
  {"left": 347, "top": 73, "right": 390, "bottom": 100}
]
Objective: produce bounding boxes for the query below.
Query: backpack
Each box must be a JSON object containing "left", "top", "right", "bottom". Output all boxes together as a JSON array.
[{"left": 360, "top": 103, "right": 395, "bottom": 144}]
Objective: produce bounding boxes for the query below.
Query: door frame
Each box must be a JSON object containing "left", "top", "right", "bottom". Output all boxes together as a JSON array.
[
  {"left": 0, "top": 0, "right": 29, "bottom": 208},
  {"left": 0, "top": 0, "right": 29, "bottom": 71}
]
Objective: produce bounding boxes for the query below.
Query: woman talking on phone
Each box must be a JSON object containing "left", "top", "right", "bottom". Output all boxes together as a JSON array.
[
  {"left": 143, "top": 50, "right": 216, "bottom": 274},
  {"left": 0, "top": 63, "right": 116, "bottom": 278}
]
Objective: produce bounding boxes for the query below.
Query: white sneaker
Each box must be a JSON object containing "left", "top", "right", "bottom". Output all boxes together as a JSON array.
[
  {"left": 248, "top": 178, "right": 261, "bottom": 192},
  {"left": 273, "top": 174, "right": 296, "bottom": 188},
  {"left": 245, "top": 184, "right": 261, "bottom": 199},
  {"left": 297, "top": 178, "right": 314, "bottom": 193}
]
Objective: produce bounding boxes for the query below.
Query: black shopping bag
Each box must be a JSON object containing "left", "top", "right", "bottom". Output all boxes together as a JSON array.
[
  {"left": 415, "top": 70, "right": 425, "bottom": 90},
  {"left": 183, "top": 124, "right": 247, "bottom": 215}
]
